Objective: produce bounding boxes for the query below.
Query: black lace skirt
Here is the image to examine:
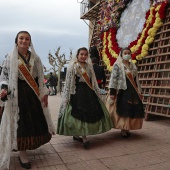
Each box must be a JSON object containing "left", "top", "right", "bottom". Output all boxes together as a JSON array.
[
  {"left": 17, "top": 78, "right": 51, "bottom": 150},
  {"left": 116, "top": 78, "right": 145, "bottom": 119},
  {"left": 70, "top": 81, "right": 104, "bottom": 123}
]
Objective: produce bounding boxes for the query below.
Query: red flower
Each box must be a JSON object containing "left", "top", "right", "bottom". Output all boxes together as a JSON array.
[
  {"left": 159, "top": 2, "right": 168, "bottom": 20},
  {"left": 131, "top": 54, "right": 136, "bottom": 60},
  {"left": 145, "top": 10, "right": 150, "bottom": 19},
  {"left": 151, "top": 16, "right": 156, "bottom": 26},
  {"left": 152, "top": 8, "right": 156, "bottom": 16}
]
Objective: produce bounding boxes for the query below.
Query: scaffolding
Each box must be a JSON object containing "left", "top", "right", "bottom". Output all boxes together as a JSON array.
[
  {"left": 80, "top": 1, "right": 170, "bottom": 119},
  {"left": 138, "top": 5, "right": 170, "bottom": 119}
]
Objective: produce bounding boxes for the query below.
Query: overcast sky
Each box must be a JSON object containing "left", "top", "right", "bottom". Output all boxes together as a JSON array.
[{"left": 0, "top": 0, "right": 89, "bottom": 70}]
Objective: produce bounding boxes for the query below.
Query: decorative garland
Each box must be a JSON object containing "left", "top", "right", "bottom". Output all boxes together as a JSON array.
[
  {"left": 99, "top": 0, "right": 132, "bottom": 32},
  {"left": 101, "top": 1, "right": 168, "bottom": 71}
]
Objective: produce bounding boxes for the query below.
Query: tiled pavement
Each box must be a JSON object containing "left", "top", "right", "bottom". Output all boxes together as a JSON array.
[{"left": 10, "top": 95, "right": 170, "bottom": 170}]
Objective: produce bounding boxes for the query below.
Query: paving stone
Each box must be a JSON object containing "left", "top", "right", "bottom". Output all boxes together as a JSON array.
[
  {"left": 131, "top": 161, "right": 170, "bottom": 170},
  {"left": 85, "top": 160, "right": 110, "bottom": 170},
  {"left": 54, "top": 164, "right": 68, "bottom": 170},
  {"left": 9, "top": 95, "right": 170, "bottom": 170}
]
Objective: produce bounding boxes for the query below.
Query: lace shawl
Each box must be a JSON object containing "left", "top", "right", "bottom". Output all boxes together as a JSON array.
[
  {"left": 109, "top": 55, "right": 141, "bottom": 93},
  {"left": 58, "top": 59, "right": 101, "bottom": 117},
  {"left": 0, "top": 43, "right": 55, "bottom": 170}
]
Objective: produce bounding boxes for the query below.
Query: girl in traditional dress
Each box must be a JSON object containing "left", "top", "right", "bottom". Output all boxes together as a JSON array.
[
  {"left": 57, "top": 47, "right": 113, "bottom": 149},
  {"left": 106, "top": 47, "right": 145, "bottom": 138},
  {"left": 0, "top": 31, "right": 55, "bottom": 169}
]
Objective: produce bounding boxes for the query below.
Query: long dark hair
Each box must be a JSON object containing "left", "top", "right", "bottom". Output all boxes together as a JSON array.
[
  {"left": 15, "top": 31, "right": 31, "bottom": 44},
  {"left": 76, "top": 47, "right": 88, "bottom": 58},
  {"left": 120, "top": 47, "right": 131, "bottom": 57}
]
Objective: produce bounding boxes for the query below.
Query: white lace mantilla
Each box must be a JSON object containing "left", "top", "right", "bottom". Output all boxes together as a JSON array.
[
  {"left": 109, "top": 55, "right": 141, "bottom": 93},
  {"left": 116, "top": 0, "right": 151, "bottom": 48},
  {"left": 59, "top": 61, "right": 102, "bottom": 117}
]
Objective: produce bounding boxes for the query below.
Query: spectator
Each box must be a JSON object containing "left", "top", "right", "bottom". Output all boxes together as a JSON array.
[
  {"left": 89, "top": 0, "right": 95, "bottom": 8},
  {"left": 47, "top": 72, "right": 58, "bottom": 95},
  {"left": 89, "top": 39, "right": 100, "bottom": 61},
  {"left": 91, "top": 57, "right": 106, "bottom": 89},
  {"left": 44, "top": 78, "right": 47, "bottom": 84},
  {"left": 59, "top": 80, "right": 62, "bottom": 92},
  {"left": 54, "top": 75, "right": 58, "bottom": 94}
]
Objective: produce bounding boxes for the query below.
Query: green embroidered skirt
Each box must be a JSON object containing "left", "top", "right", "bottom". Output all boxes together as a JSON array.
[{"left": 57, "top": 98, "right": 113, "bottom": 136}]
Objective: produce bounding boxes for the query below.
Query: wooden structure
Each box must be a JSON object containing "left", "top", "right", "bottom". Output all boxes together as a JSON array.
[
  {"left": 79, "top": 1, "right": 170, "bottom": 119},
  {"left": 80, "top": 0, "right": 101, "bottom": 47},
  {"left": 137, "top": 4, "right": 170, "bottom": 118}
]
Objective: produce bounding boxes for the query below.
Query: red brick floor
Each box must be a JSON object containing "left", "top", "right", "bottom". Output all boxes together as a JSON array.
[{"left": 10, "top": 95, "right": 170, "bottom": 170}]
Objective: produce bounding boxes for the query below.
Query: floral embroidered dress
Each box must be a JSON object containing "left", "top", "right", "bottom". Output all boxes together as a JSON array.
[{"left": 57, "top": 62, "right": 113, "bottom": 136}]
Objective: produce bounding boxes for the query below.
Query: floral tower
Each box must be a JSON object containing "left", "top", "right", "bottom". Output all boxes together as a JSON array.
[{"left": 79, "top": 0, "right": 170, "bottom": 119}]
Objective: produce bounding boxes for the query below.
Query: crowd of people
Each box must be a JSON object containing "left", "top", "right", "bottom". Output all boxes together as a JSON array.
[{"left": 0, "top": 32, "right": 144, "bottom": 170}]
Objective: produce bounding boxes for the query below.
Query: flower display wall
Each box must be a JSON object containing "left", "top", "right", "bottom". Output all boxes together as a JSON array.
[
  {"left": 99, "top": 0, "right": 132, "bottom": 32},
  {"left": 100, "top": 0, "right": 168, "bottom": 71}
]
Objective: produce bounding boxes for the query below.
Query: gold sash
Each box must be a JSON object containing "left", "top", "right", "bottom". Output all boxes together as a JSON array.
[
  {"left": 18, "top": 55, "right": 40, "bottom": 97},
  {"left": 75, "top": 62, "right": 93, "bottom": 90},
  {"left": 126, "top": 72, "right": 142, "bottom": 101}
]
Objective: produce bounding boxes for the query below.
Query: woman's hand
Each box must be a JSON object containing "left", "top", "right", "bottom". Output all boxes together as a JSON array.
[
  {"left": 41, "top": 95, "right": 48, "bottom": 107},
  {"left": 0, "top": 89, "right": 8, "bottom": 99},
  {"left": 110, "top": 95, "right": 117, "bottom": 100}
]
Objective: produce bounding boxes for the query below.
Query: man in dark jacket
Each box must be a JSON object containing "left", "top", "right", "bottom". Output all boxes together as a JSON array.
[
  {"left": 89, "top": 39, "right": 100, "bottom": 62},
  {"left": 91, "top": 57, "right": 106, "bottom": 89},
  {"left": 47, "top": 72, "right": 58, "bottom": 95}
]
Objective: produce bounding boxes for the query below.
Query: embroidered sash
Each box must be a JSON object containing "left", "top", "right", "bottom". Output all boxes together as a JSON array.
[
  {"left": 18, "top": 55, "right": 40, "bottom": 97},
  {"left": 126, "top": 72, "right": 142, "bottom": 101},
  {"left": 75, "top": 62, "right": 93, "bottom": 90}
]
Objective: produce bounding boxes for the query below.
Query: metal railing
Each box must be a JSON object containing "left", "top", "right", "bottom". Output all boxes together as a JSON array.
[{"left": 79, "top": 0, "right": 96, "bottom": 17}]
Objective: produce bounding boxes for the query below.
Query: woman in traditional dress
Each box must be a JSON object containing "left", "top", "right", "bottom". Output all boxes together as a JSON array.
[
  {"left": 106, "top": 47, "right": 145, "bottom": 138},
  {"left": 0, "top": 31, "right": 55, "bottom": 169},
  {"left": 57, "top": 47, "right": 113, "bottom": 149}
]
